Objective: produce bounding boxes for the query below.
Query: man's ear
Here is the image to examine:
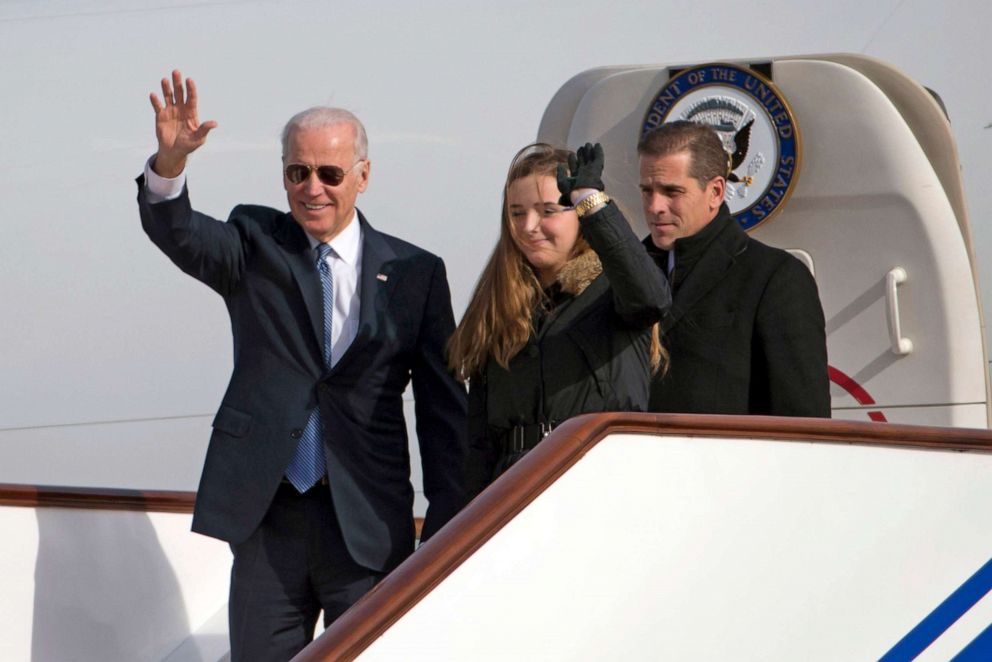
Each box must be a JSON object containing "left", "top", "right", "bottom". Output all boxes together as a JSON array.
[
  {"left": 708, "top": 176, "right": 726, "bottom": 211},
  {"left": 356, "top": 159, "right": 371, "bottom": 193}
]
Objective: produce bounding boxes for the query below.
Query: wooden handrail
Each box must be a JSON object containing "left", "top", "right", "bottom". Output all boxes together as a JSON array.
[
  {"left": 294, "top": 412, "right": 992, "bottom": 661},
  {"left": 0, "top": 484, "right": 196, "bottom": 513}
]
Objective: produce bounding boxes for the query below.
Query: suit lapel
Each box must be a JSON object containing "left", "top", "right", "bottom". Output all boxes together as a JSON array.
[
  {"left": 275, "top": 214, "right": 325, "bottom": 351},
  {"left": 663, "top": 222, "right": 746, "bottom": 333},
  {"left": 329, "top": 211, "right": 399, "bottom": 374}
]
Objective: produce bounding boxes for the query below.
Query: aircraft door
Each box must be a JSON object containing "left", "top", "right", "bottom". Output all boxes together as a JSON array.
[{"left": 538, "top": 55, "right": 989, "bottom": 428}]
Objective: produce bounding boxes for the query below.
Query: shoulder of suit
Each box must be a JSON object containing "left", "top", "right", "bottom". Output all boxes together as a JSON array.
[
  {"left": 700, "top": 212, "right": 813, "bottom": 286},
  {"left": 735, "top": 235, "right": 818, "bottom": 291},
  {"left": 373, "top": 227, "right": 443, "bottom": 263},
  {"left": 228, "top": 203, "right": 284, "bottom": 224},
  {"left": 356, "top": 210, "right": 441, "bottom": 261},
  {"left": 225, "top": 204, "right": 294, "bottom": 237},
  {"left": 731, "top": 230, "right": 795, "bottom": 264}
]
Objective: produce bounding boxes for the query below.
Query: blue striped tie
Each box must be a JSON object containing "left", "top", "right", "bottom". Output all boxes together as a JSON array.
[{"left": 285, "top": 243, "right": 333, "bottom": 492}]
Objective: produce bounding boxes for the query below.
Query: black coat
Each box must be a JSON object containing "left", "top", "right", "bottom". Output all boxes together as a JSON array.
[
  {"left": 466, "top": 202, "right": 671, "bottom": 497},
  {"left": 647, "top": 204, "right": 830, "bottom": 417},
  {"left": 137, "top": 180, "right": 467, "bottom": 572}
]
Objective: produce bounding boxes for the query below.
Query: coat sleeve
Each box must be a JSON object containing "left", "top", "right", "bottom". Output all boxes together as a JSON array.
[
  {"left": 754, "top": 255, "right": 831, "bottom": 417},
  {"left": 580, "top": 202, "right": 671, "bottom": 328},
  {"left": 411, "top": 256, "right": 469, "bottom": 542},
  {"left": 136, "top": 175, "right": 246, "bottom": 296}
]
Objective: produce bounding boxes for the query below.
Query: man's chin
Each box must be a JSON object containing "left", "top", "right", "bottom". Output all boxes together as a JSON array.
[
  {"left": 294, "top": 213, "right": 354, "bottom": 244},
  {"left": 294, "top": 216, "right": 330, "bottom": 239},
  {"left": 651, "top": 235, "right": 673, "bottom": 251}
]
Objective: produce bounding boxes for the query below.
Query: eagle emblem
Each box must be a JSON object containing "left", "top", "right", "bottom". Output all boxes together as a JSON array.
[{"left": 641, "top": 62, "right": 801, "bottom": 230}]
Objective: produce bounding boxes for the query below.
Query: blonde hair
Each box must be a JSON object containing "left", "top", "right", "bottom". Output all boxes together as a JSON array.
[{"left": 448, "top": 143, "right": 665, "bottom": 381}]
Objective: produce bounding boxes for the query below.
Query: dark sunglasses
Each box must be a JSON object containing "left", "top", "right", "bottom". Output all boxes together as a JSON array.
[{"left": 284, "top": 160, "right": 364, "bottom": 186}]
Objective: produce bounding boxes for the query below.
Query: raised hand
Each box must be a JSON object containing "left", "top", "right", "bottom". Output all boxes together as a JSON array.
[
  {"left": 556, "top": 142, "right": 605, "bottom": 206},
  {"left": 148, "top": 70, "right": 218, "bottom": 178}
]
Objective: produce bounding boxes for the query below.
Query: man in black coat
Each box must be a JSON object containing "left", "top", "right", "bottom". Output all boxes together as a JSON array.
[
  {"left": 137, "top": 71, "right": 466, "bottom": 660},
  {"left": 637, "top": 121, "right": 830, "bottom": 416}
]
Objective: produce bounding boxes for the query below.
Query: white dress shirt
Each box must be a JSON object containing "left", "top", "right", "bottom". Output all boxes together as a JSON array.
[
  {"left": 143, "top": 157, "right": 362, "bottom": 365},
  {"left": 305, "top": 218, "right": 362, "bottom": 366}
]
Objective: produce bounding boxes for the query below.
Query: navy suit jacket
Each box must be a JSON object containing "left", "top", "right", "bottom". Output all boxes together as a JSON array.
[{"left": 137, "top": 179, "right": 467, "bottom": 572}]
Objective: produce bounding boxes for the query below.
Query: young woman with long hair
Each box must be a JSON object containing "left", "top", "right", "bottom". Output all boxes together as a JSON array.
[{"left": 448, "top": 142, "right": 671, "bottom": 497}]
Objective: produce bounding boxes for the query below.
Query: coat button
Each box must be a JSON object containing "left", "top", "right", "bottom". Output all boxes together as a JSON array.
[
  {"left": 290, "top": 429, "right": 303, "bottom": 439},
  {"left": 319, "top": 383, "right": 329, "bottom": 393}
]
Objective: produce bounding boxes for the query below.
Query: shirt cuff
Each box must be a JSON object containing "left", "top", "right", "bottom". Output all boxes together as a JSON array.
[
  {"left": 143, "top": 155, "right": 186, "bottom": 203},
  {"left": 570, "top": 188, "right": 600, "bottom": 206}
]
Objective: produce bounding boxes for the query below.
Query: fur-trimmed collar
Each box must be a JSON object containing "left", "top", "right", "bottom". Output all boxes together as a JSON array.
[{"left": 556, "top": 250, "right": 603, "bottom": 296}]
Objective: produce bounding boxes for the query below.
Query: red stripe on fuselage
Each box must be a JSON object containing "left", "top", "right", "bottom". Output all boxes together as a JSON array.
[{"left": 828, "top": 365, "right": 888, "bottom": 422}]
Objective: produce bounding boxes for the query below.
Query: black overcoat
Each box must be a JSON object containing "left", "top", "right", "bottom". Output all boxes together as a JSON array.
[
  {"left": 466, "top": 202, "right": 671, "bottom": 496},
  {"left": 647, "top": 204, "right": 830, "bottom": 417}
]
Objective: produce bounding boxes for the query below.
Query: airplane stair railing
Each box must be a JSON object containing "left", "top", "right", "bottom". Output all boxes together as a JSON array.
[
  {"left": 0, "top": 483, "right": 197, "bottom": 513},
  {"left": 5, "top": 414, "right": 992, "bottom": 661},
  {"left": 295, "top": 413, "right": 992, "bottom": 661}
]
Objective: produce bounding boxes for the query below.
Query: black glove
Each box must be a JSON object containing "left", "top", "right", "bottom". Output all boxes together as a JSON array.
[{"left": 556, "top": 142, "right": 605, "bottom": 206}]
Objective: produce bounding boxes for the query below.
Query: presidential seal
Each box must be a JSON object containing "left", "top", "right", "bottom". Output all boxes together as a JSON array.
[{"left": 641, "top": 63, "right": 800, "bottom": 231}]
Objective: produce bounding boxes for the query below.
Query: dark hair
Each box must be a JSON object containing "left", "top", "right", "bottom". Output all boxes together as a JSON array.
[{"left": 636, "top": 121, "right": 729, "bottom": 187}]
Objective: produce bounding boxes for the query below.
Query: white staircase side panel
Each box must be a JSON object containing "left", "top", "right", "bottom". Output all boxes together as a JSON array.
[
  {"left": 359, "top": 432, "right": 992, "bottom": 661},
  {"left": 0, "top": 507, "right": 230, "bottom": 662},
  {"left": 0, "top": 508, "right": 38, "bottom": 662},
  {"left": 162, "top": 605, "right": 230, "bottom": 662}
]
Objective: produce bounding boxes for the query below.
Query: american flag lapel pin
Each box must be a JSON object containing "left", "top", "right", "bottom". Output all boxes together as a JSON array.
[{"left": 376, "top": 273, "right": 388, "bottom": 282}]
